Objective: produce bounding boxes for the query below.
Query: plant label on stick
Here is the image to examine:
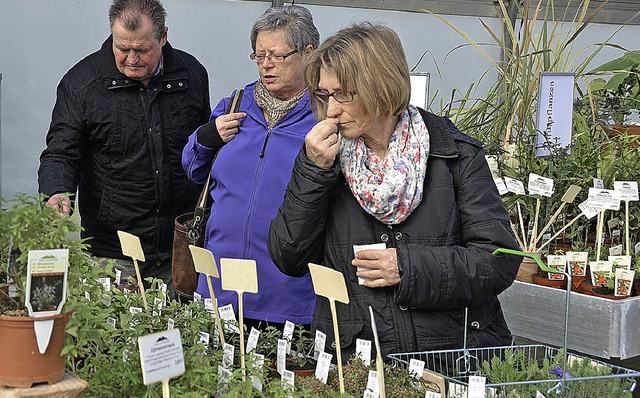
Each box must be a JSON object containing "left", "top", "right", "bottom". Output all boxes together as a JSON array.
[
  {"left": 189, "top": 245, "right": 219, "bottom": 277},
  {"left": 493, "top": 177, "right": 508, "bottom": 196},
  {"left": 587, "top": 188, "right": 621, "bottom": 211},
  {"left": 220, "top": 258, "right": 258, "bottom": 294},
  {"left": 504, "top": 177, "right": 526, "bottom": 195},
  {"left": 117, "top": 230, "right": 146, "bottom": 261},
  {"left": 567, "top": 252, "right": 588, "bottom": 276},
  {"left": 356, "top": 338, "right": 372, "bottom": 366},
  {"left": 613, "top": 181, "right": 639, "bottom": 201},
  {"left": 531, "top": 184, "right": 581, "bottom": 250},
  {"left": 614, "top": 181, "right": 638, "bottom": 255},
  {"left": 561, "top": 185, "right": 582, "bottom": 203},
  {"left": 615, "top": 269, "right": 634, "bottom": 297},
  {"left": 314, "top": 330, "right": 326, "bottom": 360},
  {"left": 608, "top": 255, "right": 632, "bottom": 272},
  {"left": 26, "top": 249, "right": 68, "bottom": 317},
  {"left": 189, "top": 245, "right": 226, "bottom": 346},
  {"left": 308, "top": 263, "right": 349, "bottom": 394},
  {"left": 369, "top": 306, "right": 386, "bottom": 398},
  {"left": 220, "top": 258, "right": 258, "bottom": 381},
  {"left": 546, "top": 255, "right": 566, "bottom": 280},
  {"left": 578, "top": 200, "right": 599, "bottom": 220},
  {"left": 527, "top": 173, "right": 554, "bottom": 251},
  {"left": 26, "top": 249, "right": 70, "bottom": 354},
  {"left": 590, "top": 261, "right": 612, "bottom": 287},
  {"left": 593, "top": 178, "right": 604, "bottom": 189},
  {"left": 139, "top": 329, "right": 185, "bottom": 398},
  {"left": 528, "top": 173, "right": 554, "bottom": 197},
  {"left": 117, "top": 230, "right": 148, "bottom": 309}
]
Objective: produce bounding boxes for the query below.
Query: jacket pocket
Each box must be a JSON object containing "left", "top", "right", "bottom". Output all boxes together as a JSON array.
[
  {"left": 451, "top": 299, "right": 512, "bottom": 348},
  {"left": 314, "top": 318, "right": 365, "bottom": 362}
]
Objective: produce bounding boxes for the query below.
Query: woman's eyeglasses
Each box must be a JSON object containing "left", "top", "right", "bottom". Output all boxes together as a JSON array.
[
  {"left": 249, "top": 49, "right": 298, "bottom": 64},
  {"left": 312, "top": 90, "right": 357, "bottom": 104}
]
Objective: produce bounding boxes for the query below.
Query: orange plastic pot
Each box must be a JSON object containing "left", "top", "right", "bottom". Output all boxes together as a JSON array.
[{"left": 0, "top": 311, "right": 70, "bottom": 388}]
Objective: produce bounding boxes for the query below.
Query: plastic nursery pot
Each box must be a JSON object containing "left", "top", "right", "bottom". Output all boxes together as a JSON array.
[
  {"left": 570, "top": 275, "right": 590, "bottom": 291},
  {"left": 591, "top": 287, "right": 629, "bottom": 301},
  {"left": 531, "top": 272, "right": 567, "bottom": 289},
  {"left": 576, "top": 280, "right": 597, "bottom": 296},
  {"left": 0, "top": 311, "right": 71, "bottom": 388}
]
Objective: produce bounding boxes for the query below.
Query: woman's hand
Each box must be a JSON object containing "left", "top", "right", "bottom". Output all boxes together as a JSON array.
[
  {"left": 215, "top": 112, "right": 246, "bottom": 143},
  {"left": 305, "top": 117, "right": 340, "bottom": 169},
  {"left": 352, "top": 248, "right": 401, "bottom": 288}
]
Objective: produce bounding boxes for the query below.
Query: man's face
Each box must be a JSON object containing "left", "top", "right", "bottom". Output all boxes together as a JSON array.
[{"left": 112, "top": 15, "right": 167, "bottom": 85}]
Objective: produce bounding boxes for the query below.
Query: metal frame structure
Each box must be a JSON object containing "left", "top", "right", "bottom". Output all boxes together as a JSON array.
[{"left": 261, "top": 0, "right": 640, "bottom": 26}]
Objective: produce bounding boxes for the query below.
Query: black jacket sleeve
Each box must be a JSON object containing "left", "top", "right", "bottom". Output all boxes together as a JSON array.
[
  {"left": 268, "top": 147, "right": 340, "bottom": 277},
  {"left": 38, "top": 79, "right": 85, "bottom": 197}
]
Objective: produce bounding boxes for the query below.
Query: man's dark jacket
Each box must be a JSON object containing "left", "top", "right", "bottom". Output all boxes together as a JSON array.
[
  {"left": 38, "top": 37, "right": 211, "bottom": 260},
  {"left": 268, "top": 110, "right": 522, "bottom": 361}
]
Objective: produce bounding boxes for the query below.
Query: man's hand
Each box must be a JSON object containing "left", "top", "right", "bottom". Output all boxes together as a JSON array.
[
  {"left": 352, "top": 248, "right": 400, "bottom": 288},
  {"left": 45, "top": 193, "right": 72, "bottom": 216}
]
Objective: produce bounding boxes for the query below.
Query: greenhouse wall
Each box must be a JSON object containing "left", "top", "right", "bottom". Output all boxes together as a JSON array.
[{"left": 0, "top": 0, "right": 638, "bottom": 198}]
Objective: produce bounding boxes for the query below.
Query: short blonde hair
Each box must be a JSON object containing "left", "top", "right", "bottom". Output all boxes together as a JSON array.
[{"left": 305, "top": 22, "right": 410, "bottom": 123}]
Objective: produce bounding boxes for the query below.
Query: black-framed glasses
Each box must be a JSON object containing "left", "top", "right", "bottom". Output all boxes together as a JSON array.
[
  {"left": 312, "top": 89, "right": 357, "bottom": 104},
  {"left": 249, "top": 49, "right": 298, "bottom": 64}
]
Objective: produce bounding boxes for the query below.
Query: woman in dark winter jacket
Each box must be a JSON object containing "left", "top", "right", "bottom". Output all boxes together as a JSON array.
[{"left": 268, "top": 22, "right": 522, "bottom": 363}]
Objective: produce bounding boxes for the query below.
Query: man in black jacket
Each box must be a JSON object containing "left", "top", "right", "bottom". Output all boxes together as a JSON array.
[{"left": 38, "top": 0, "right": 210, "bottom": 289}]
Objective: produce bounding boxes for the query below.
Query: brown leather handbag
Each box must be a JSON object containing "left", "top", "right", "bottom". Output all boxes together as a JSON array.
[{"left": 172, "top": 178, "right": 211, "bottom": 302}]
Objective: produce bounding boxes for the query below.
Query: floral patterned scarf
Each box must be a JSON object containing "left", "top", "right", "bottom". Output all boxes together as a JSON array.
[{"left": 339, "top": 105, "right": 430, "bottom": 225}]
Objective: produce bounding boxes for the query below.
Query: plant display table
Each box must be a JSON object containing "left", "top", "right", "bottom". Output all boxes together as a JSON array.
[
  {"left": 0, "top": 372, "right": 89, "bottom": 398},
  {"left": 499, "top": 281, "right": 640, "bottom": 360}
]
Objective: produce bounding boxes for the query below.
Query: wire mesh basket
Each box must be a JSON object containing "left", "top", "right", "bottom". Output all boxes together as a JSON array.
[
  {"left": 389, "top": 344, "right": 639, "bottom": 397},
  {"left": 389, "top": 252, "right": 640, "bottom": 397}
]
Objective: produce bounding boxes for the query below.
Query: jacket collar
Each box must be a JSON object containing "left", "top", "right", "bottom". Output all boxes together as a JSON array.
[
  {"left": 97, "top": 35, "right": 184, "bottom": 87},
  {"left": 418, "top": 108, "right": 458, "bottom": 158}
]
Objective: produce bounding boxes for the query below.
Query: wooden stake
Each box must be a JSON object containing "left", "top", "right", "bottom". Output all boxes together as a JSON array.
[
  {"left": 531, "top": 185, "right": 581, "bottom": 251},
  {"left": 529, "top": 198, "right": 541, "bottom": 251},
  {"left": 189, "top": 245, "right": 225, "bottom": 346},
  {"left": 220, "top": 258, "right": 258, "bottom": 382},
  {"left": 117, "top": 231, "right": 148, "bottom": 310},
  {"left": 308, "top": 263, "right": 349, "bottom": 394},
  {"left": 516, "top": 202, "right": 528, "bottom": 249}
]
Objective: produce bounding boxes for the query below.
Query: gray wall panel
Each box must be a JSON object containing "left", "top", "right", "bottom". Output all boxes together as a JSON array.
[{"left": 0, "top": 0, "right": 638, "bottom": 199}]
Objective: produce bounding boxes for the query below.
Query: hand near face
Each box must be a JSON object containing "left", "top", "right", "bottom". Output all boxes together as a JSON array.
[
  {"left": 305, "top": 117, "right": 340, "bottom": 169},
  {"left": 215, "top": 112, "right": 247, "bottom": 143},
  {"left": 352, "top": 248, "right": 400, "bottom": 288}
]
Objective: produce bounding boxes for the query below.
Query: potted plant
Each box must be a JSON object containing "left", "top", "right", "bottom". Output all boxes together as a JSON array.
[
  {"left": 585, "top": 50, "right": 640, "bottom": 146},
  {"left": 0, "top": 194, "right": 91, "bottom": 388}
]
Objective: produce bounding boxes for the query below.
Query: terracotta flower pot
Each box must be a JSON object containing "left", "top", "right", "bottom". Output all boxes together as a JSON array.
[
  {"left": 0, "top": 311, "right": 70, "bottom": 388},
  {"left": 576, "top": 280, "right": 599, "bottom": 295},
  {"left": 606, "top": 124, "right": 640, "bottom": 148},
  {"left": 516, "top": 255, "right": 541, "bottom": 283},
  {"left": 591, "top": 287, "right": 629, "bottom": 300},
  {"left": 531, "top": 272, "right": 567, "bottom": 289},
  {"left": 570, "top": 275, "right": 590, "bottom": 291}
]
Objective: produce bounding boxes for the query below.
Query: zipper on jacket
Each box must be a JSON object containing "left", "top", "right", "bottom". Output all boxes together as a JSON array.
[
  {"left": 259, "top": 130, "right": 272, "bottom": 158},
  {"left": 140, "top": 87, "right": 162, "bottom": 252}
]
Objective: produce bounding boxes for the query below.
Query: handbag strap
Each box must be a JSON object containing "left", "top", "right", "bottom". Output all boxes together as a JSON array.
[{"left": 187, "top": 88, "right": 244, "bottom": 244}]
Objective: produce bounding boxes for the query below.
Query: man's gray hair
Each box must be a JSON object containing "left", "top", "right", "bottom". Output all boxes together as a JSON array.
[
  {"left": 109, "top": 0, "right": 167, "bottom": 41},
  {"left": 250, "top": 5, "right": 320, "bottom": 53}
]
